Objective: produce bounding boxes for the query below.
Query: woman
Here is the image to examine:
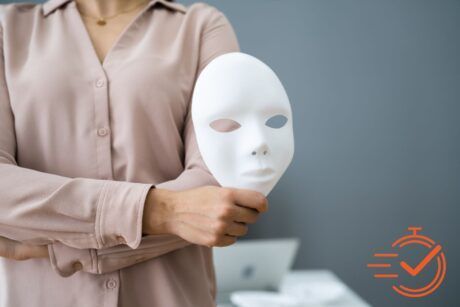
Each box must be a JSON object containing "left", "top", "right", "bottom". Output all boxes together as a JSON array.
[{"left": 0, "top": 0, "right": 268, "bottom": 306}]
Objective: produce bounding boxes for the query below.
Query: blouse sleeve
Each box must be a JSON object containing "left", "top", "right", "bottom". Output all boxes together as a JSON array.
[
  {"left": 0, "top": 15, "right": 158, "bottom": 258},
  {"left": 47, "top": 4, "right": 241, "bottom": 276}
]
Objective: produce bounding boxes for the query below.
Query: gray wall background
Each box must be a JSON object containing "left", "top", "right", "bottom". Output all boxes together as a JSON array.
[
  {"left": 16, "top": 0, "right": 460, "bottom": 306},
  {"left": 183, "top": 1, "right": 459, "bottom": 306}
]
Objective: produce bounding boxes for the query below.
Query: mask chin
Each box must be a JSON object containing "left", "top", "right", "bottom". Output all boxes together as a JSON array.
[{"left": 232, "top": 176, "right": 277, "bottom": 196}]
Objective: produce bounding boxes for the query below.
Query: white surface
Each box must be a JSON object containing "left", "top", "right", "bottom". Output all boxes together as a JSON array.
[
  {"left": 231, "top": 291, "right": 301, "bottom": 307},
  {"left": 218, "top": 270, "right": 371, "bottom": 307},
  {"left": 280, "top": 279, "right": 347, "bottom": 305},
  {"left": 192, "top": 52, "right": 294, "bottom": 196}
]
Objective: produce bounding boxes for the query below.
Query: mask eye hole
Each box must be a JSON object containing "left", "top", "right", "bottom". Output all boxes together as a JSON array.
[
  {"left": 265, "top": 114, "right": 288, "bottom": 129},
  {"left": 209, "top": 118, "right": 241, "bottom": 132}
]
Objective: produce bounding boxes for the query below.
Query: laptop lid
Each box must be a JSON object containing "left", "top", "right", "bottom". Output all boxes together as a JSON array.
[{"left": 213, "top": 238, "right": 300, "bottom": 297}]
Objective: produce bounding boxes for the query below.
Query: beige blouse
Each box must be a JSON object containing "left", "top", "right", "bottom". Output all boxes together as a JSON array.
[{"left": 0, "top": 0, "right": 239, "bottom": 306}]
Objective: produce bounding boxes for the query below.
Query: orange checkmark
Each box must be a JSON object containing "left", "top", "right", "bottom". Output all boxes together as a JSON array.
[{"left": 400, "top": 245, "right": 442, "bottom": 277}]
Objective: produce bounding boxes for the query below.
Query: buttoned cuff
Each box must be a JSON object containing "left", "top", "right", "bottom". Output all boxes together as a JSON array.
[
  {"left": 48, "top": 242, "right": 97, "bottom": 277},
  {"left": 95, "top": 180, "right": 154, "bottom": 250}
]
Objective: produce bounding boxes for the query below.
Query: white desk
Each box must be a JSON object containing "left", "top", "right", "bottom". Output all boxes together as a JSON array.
[{"left": 217, "top": 269, "right": 371, "bottom": 307}]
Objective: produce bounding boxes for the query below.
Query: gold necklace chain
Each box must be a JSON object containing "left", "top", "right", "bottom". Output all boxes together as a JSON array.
[{"left": 77, "top": 0, "right": 150, "bottom": 26}]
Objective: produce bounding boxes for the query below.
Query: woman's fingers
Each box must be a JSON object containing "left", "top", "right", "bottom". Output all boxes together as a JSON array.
[
  {"left": 216, "top": 235, "right": 237, "bottom": 247},
  {"left": 15, "top": 244, "right": 49, "bottom": 260},
  {"left": 225, "top": 222, "right": 248, "bottom": 237},
  {"left": 0, "top": 236, "right": 17, "bottom": 259},
  {"left": 231, "top": 205, "right": 260, "bottom": 224},
  {"left": 230, "top": 188, "right": 268, "bottom": 213},
  {"left": 175, "top": 220, "right": 237, "bottom": 248},
  {"left": 0, "top": 236, "right": 48, "bottom": 260}
]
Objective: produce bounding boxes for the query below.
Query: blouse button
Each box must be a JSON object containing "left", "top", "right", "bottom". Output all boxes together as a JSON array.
[
  {"left": 72, "top": 261, "right": 83, "bottom": 271},
  {"left": 95, "top": 79, "right": 105, "bottom": 88},
  {"left": 97, "top": 128, "right": 109, "bottom": 137},
  {"left": 106, "top": 279, "right": 118, "bottom": 289}
]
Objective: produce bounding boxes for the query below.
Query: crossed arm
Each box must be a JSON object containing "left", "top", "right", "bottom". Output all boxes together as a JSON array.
[{"left": 0, "top": 6, "right": 247, "bottom": 276}]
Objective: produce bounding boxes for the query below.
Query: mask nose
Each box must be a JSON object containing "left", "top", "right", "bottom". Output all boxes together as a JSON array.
[
  {"left": 251, "top": 143, "right": 270, "bottom": 156},
  {"left": 249, "top": 124, "right": 270, "bottom": 157}
]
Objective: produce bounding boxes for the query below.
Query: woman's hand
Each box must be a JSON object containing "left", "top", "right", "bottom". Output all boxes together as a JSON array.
[
  {"left": 0, "top": 236, "right": 49, "bottom": 260},
  {"left": 143, "top": 186, "right": 268, "bottom": 247}
]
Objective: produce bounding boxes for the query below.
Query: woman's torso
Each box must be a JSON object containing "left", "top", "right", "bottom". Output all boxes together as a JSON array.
[{"left": 0, "top": 0, "right": 239, "bottom": 306}]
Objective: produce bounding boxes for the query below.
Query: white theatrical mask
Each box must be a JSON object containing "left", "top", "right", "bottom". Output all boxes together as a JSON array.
[{"left": 192, "top": 52, "right": 294, "bottom": 196}]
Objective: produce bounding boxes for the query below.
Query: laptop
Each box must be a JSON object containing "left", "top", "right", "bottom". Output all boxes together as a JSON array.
[{"left": 213, "top": 238, "right": 300, "bottom": 305}]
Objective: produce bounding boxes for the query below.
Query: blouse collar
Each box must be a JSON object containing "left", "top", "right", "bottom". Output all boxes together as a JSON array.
[{"left": 42, "top": 0, "right": 185, "bottom": 17}]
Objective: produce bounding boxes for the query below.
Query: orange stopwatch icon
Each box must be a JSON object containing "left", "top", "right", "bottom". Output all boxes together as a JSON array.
[{"left": 367, "top": 227, "right": 447, "bottom": 298}]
